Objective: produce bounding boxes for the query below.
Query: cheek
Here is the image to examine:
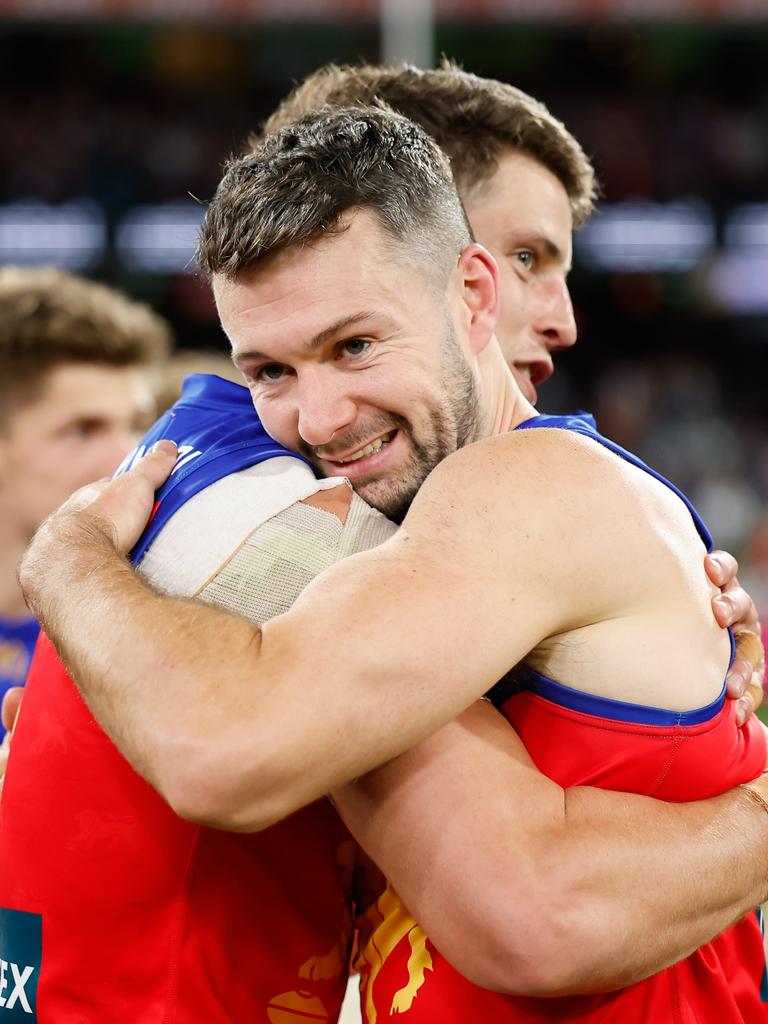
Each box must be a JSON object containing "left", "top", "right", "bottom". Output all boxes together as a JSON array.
[
  {"left": 495, "top": 284, "right": 531, "bottom": 350},
  {"left": 252, "top": 400, "right": 297, "bottom": 450},
  {"left": 496, "top": 265, "right": 527, "bottom": 312}
]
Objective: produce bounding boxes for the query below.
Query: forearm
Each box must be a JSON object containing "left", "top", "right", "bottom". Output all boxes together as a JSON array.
[
  {"left": 542, "top": 783, "right": 768, "bottom": 992},
  {"left": 22, "top": 520, "right": 272, "bottom": 823},
  {"left": 24, "top": 519, "right": 463, "bottom": 829},
  {"left": 22, "top": 513, "right": 531, "bottom": 828},
  {"left": 334, "top": 704, "right": 768, "bottom": 996}
]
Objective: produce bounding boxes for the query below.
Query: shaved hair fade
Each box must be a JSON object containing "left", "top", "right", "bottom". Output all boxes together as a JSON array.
[
  {"left": 258, "top": 61, "right": 597, "bottom": 227},
  {"left": 198, "top": 105, "right": 473, "bottom": 284}
]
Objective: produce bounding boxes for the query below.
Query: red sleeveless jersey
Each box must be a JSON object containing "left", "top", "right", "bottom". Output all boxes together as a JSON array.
[
  {"left": 356, "top": 681, "right": 768, "bottom": 1024},
  {"left": 0, "top": 634, "right": 355, "bottom": 1022},
  {"left": 357, "top": 410, "right": 768, "bottom": 1023}
]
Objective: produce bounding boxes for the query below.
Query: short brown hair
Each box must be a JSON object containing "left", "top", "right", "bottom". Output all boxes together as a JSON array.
[
  {"left": 199, "top": 105, "right": 472, "bottom": 283},
  {"left": 0, "top": 266, "right": 171, "bottom": 418},
  {"left": 260, "top": 61, "right": 597, "bottom": 227}
]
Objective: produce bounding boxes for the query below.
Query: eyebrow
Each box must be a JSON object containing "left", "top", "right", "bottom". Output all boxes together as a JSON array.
[
  {"left": 305, "top": 311, "right": 380, "bottom": 351},
  {"left": 534, "top": 235, "right": 566, "bottom": 261},
  {"left": 511, "top": 232, "right": 571, "bottom": 269},
  {"left": 233, "top": 310, "right": 381, "bottom": 367}
]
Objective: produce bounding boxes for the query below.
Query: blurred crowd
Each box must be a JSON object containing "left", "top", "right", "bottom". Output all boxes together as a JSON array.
[{"left": 2, "top": 41, "right": 767, "bottom": 209}]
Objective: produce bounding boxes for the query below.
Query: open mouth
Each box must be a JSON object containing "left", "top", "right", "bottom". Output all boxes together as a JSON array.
[
  {"left": 514, "top": 359, "right": 554, "bottom": 403},
  {"left": 332, "top": 429, "right": 398, "bottom": 466}
]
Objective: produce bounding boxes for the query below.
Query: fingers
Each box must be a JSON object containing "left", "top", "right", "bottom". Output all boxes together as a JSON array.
[
  {"left": 111, "top": 440, "right": 177, "bottom": 497},
  {"left": 707, "top": 549, "right": 761, "bottom": 633},
  {"left": 733, "top": 677, "right": 765, "bottom": 728},
  {"left": 0, "top": 688, "right": 21, "bottom": 799},
  {"left": 712, "top": 586, "right": 760, "bottom": 632},
  {"left": 705, "top": 550, "right": 739, "bottom": 588},
  {"left": 735, "top": 630, "right": 765, "bottom": 670},
  {"left": 0, "top": 738, "right": 9, "bottom": 799},
  {"left": 712, "top": 585, "right": 760, "bottom": 632},
  {"left": 141, "top": 440, "right": 178, "bottom": 486},
  {"left": 59, "top": 478, "right": 113, "bottom": 517},
  {"left": 728, "top": 632, "right": 766, "bottom": 727},
  {"left": 1, "top": 687, "right": 23, "bottom": 735},
  {"left": 77, "top": 440, "right": 177, "bottom": 555}
]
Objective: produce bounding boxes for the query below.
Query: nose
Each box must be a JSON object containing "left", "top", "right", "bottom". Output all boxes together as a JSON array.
[
  {"left": 534, "top": 277, "right": 577, "bottom": 353},
  {"left": 295, "top": 369, "right": 357, "bottom": 449}
]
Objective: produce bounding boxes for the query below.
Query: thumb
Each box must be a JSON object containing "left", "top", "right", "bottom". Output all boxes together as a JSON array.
[
  {"left": 1, "top": 686, "right": 23, "bottom": 735},
  {"left": 130, "top": 440, "right": 178, "bottom": 490}
]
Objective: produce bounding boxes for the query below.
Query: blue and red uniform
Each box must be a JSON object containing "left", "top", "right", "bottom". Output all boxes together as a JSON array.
[
  {"left": 356, "top": 412, "right": 768, "bottom": 1024},
  {"left": 0, "top": 376, "right": 356, "bottom": 1022}
]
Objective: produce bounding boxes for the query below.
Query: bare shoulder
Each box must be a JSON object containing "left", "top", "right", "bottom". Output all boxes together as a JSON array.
[
  {"left": 397, "top": 423, "right": 680, "bottom": 627},
  {"left": 402, "top": 425, "right": 622, "bottom": 536}
]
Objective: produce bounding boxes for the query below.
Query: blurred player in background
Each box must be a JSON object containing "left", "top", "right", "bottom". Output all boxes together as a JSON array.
[{"left": 0, "top": 267, "right": 170, "bottom": 734}]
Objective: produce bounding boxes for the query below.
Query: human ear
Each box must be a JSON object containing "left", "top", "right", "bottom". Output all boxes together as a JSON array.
[{"left": 456, "top": 244, "right": 499, "bottom": 355}]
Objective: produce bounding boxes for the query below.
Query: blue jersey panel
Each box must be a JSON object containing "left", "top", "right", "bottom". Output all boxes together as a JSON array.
[{"left": 116, "top": 374, "right": 311, "bottom": 565}]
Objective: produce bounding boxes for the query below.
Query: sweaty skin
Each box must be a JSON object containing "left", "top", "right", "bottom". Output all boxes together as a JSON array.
[{"left": 20, "top": 211, "right": 768, "bottom": 995}]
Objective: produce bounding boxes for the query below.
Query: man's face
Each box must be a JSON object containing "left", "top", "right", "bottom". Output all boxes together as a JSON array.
[
  {"left": 218, "top": 210, "right": 484, "bottom": 521},
  {"left": 462, "top": 149, "right": 576, "bottom": 404},
  {"left": 0, "top": 363, "right": 152, "bottom": 539}
]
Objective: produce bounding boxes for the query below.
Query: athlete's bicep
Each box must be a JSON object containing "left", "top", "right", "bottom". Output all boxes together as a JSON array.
[
  {"left": 332, "top": 700, "right": 566, "bottom": 991},
  {"left": 199, "top": 436, "right": 605, "bottom": 826},
  {"left": 250, "top": 442, "right": 579, "bottom": 795}
]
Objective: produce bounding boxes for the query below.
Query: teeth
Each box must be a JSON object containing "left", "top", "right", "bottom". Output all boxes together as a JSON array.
[{"left": 339, "top": 436, "right": 388, "bottom": 464}]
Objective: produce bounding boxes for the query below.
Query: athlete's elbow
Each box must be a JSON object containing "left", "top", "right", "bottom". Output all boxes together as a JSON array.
[
  {"left": 158, "top": 741, "right": 306, "bottom": 832},
  {"left": 455, "top": 887, "right": 610, "bottom": 996}
]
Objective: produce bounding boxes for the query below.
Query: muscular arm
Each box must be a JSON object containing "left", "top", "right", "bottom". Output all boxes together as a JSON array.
[
  {"left": 16, "top": 434, "right": 766, "bottom": 835},
  {"left": 334, "top": 701, "right": 768, "bottom": 996},
  {"left": 22, "top": 434, "right": 590, "bottom": 827},
  {"left": 20, "top": 440, "right": 768, "bottom": 993}
]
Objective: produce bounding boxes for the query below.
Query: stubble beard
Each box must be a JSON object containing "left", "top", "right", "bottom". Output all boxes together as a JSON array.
[{"left": 306, "top": 319, "right": 483, "bottom": 523}]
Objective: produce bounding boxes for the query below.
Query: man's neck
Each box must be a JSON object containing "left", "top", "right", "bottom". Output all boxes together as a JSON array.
[{"left": 478, "top": 343, "right": 538, "bottom": 440}]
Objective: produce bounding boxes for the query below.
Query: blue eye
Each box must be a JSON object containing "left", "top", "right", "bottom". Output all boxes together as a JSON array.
[
  {"left": 257, "top": 364, "right": 286, "bottom": 382},
  {"left": 516, "top": 250, "right": 535, "bottom": 269},
  {"left": 342, "top": 339, "right": 369, "bottom": 356}
]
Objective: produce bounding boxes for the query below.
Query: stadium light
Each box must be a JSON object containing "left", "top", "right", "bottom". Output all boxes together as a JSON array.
[
  {"left": 709, "top": 203, "right": 768, "bottom": 313},
  {"left": 575, "top": 200, "right": 715, "bottom": 272},
  {"left": 116, "top": 202, "right": 204, "bottom": 274},
  {"left": 0, "top": 200, "right": 106, "bottom": 270}
]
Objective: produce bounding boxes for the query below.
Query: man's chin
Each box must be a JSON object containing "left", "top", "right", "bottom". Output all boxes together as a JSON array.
[{"left": 351, "top": 477, "right": 416, "bottom": 524}]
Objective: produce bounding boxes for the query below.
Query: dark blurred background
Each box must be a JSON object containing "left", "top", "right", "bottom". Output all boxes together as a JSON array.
[{"left": 1, "top": 0, "right": 767, "bottom": 610}]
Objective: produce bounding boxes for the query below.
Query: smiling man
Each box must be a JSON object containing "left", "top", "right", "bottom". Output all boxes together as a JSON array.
[
  {"left": 261, "top": 61, "right": 584, "bottom": 408},
  {"left": 18, "top": 106, "right": 768, "bottom": 1021}
]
